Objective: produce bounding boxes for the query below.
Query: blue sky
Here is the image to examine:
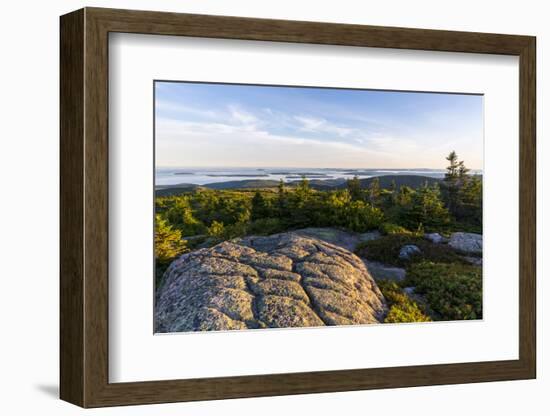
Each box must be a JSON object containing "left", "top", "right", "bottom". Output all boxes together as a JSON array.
[{"left": 155, "top": 81, "right": 483, "bottom": 169}]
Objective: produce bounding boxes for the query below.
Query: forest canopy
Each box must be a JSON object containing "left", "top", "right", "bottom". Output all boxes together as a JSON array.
[{"left": 154, "top": 152, "right": 482, "bottom": 282}]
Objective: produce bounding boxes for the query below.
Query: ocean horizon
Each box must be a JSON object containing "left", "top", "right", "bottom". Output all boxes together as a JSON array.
[{"left": 155, "top": 166, "right": 483, "bottom": 187}]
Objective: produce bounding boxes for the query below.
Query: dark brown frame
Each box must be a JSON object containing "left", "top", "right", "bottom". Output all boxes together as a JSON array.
[{"left": 60, "top": 7, "right": 536, "bottom": 408}]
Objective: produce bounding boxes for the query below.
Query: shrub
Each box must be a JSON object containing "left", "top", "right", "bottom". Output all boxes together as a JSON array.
[
  {"left": 343, "top": 200, "right": 384, "bottom": 232},
  {"left": 207, "top": 220, "right": 225, "bottom": 238},
  {"left": 247, "top": 218, "right": 288, "bottom": 235},
  {"left": 377, "top": 280, "right": 431, "bottom": 323},
  {"left": 379, "top": 222, "right": 413, "bottom": 236},
  {"left": 356, "top": 234, "right": 468, "bottom": 267},
  {"left": 404, "top": 261, "right": 482, "bottom": 320},
  {"left": 155, "top": 215, "right": 188, "bottom": 264},
  {"left": 163, "top": 197, "right": 206, "bottom": 236},
  {"left": 222, "top": 221, "right": 249, "bottom": 239},
  {"left": 155, "top": 214, "right": 188, "bottom": 288}
]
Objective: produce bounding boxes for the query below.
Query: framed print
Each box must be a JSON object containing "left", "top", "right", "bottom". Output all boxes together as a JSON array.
[{"left": 60, "top": 7, "right": 536, "bottom": 408}]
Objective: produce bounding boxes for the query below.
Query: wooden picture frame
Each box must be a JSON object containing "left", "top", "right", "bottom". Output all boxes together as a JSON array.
[{"left": 60, "top": 7, "right": 536, "bottom": 408}]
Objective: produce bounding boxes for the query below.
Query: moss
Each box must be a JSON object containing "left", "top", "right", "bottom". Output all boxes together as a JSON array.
[
  {"left": 377, "top": 280, "right": 431, "bottom": 323},
  {"left": 404, "top": 261, "right": 482, "bottom": 321},
  {"left": 356, "top": 234, "right": 468, "bottom": 267}
]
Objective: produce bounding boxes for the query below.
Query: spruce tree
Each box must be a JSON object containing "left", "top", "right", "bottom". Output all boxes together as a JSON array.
[
  {"left": 155, "top": 215, "right": 188, "bottom": 264},
  {"left": 444, "top": 151, "right": 461, "bottom": 215},
  {"left": 276, "top": 179, "right": 288, "bottom": 218},
  {"left": 347, "top": 175, "right": 362, "bottom": 201},
  {"left": 407, "top": 182, "right": 450, "bottom": 230},
  {"left": 251, "top": 191, "right": 269, "bottom": 221},
  {"left": 445, "top": 151, "right": 460, "bottom": 180},
  {"left": 368, "top": 177, "right": 381, "bottom": 205},
  {"left": 458, "top": 160, "right": 470, "bottom": 178}
]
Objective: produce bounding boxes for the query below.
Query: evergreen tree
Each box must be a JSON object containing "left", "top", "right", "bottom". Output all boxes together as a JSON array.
[
  {"left": 458, "top": 160, "right": 470, "bottom": 178},
  {"left": 165, "top": 197, "right": 206, "bottom": 236},
  {"left": 397, "top": 185, "right": 414, "bottom": 207},
  {"left": 251, "top": 191, "right": 269, "bottom": 221},
  {"left": 368, "top": 177, "right": 381, "bottom": 205},
  {"left": 289, "top": 176, "right": 313, "bottom": 227},
  {"left": 154, "top": 214, "right": 188, "bottom": 264},
  {"left": 443, "top": 151, "right": 461, "bottom": 215},
  {"left": 378, "top": 179, "right": 398, "bottom": 210},
  {"left": 276, "top": 179, "right": 288, "bottom": 218},
  {"left": 347, "top": 175, "right": 362, "bottom": 201},
  {"left": 390, "top": 179, "right": 397, "bottom": 194},
  {"left": 295, "top": 175, "right": 311, "bottom": 202},
  {"left": 445, "top": 150, "right": 460, "bottom": 180},
  {"left": 343, "top": 200, "right": 384, "bottom": 232},
  {"left": 407, "top": 182, "right": 451, "bottom": 230},
  {"left": 456, "top": 175, "right": 482, "bottom": 225},
  {"left": 207, "top": 220, "right": 225, "bottom": 238}
]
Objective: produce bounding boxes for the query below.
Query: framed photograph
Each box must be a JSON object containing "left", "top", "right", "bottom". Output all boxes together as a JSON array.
[{"left": 60, "top": 7, "right": 536, "bottom": 408}]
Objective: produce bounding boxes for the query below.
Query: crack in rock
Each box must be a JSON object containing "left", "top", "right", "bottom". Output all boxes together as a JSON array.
[{"left": 155, "top": 232, "right": 388, "bottom": 333}]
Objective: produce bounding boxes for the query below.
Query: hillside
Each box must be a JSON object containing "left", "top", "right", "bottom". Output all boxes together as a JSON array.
[
  {"left": 351, "top": 175, "right": 442, "bottom": 190},
  {"left": 155, "top": 174, "right": 444, "bottom": 196},
  {"left": 155, "top": 183, "right": 200, "bottom": 197}
]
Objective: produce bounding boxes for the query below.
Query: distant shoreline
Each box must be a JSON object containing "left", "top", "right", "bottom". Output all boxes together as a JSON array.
[
  {"left": 155, "top": 167, "right": 483, "bottom": 188},
  {"left": 153, "top": 174, "right": 477, "bottom": 197}
]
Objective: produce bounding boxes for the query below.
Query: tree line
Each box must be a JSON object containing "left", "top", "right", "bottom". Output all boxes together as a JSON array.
[{"left": 155, "top": 151, "right": 482, "bottom": 277}]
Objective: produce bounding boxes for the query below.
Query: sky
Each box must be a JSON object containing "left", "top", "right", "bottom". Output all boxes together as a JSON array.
[{"left": 155, "top": 81, "right": 483, "bottom": 169}]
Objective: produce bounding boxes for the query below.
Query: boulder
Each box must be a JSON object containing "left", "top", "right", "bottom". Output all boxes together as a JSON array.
[
  {"left": 399, "top": 244, "right": 421, "bottom": 260},
  {"left": 463, "top": 256, "right": 482, "bottom": 266},
  {"left": 364, "top": 260, "right": 407, "bottom": 282},
  {"left": 155, "top": 232, "right": 388, "bottom": 332},
  {"left": 449, "top": 232, "right": 482, "bottom": 254},
  {"left": 292, "top": 227, "right": 381, "bottom": 252},
  {"left": 293, "top": 227, "right": 360, "bottom": 251},
  {"left": 424, "top": 233, "right": 445, "bottom": 244},
  {"left": 358, "top": 230, "right": 382, "bottom": 243},
  {"left": 403, "top": 287, "right": 416, "bottom": 296}
]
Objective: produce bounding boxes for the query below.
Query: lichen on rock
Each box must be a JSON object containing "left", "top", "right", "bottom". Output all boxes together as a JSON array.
[{"left": 155, "top": 232, "right": 388, "bottom": 332}]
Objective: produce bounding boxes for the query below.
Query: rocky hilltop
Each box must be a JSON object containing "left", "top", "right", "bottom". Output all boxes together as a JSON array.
[{"left": 155, "top": 232, "right": 388, "bottom": 332}]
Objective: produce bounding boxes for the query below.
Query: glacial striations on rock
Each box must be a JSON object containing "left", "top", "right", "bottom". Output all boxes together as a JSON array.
[{"left": 155, "top": 232, "right": 388, "bottom": 332}]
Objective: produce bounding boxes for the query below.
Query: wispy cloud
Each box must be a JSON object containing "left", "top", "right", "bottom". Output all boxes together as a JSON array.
[
  {"left": 294, "top": 116, "right": 354, "bottom": 138},
  {"left": 155, "top": 99, "right": 219, "bottom": 119},
  {"left": 155, "top": 117, "right": 396, "bottom": 168},
  {"left": 154, "top": 82, "right": 483, "bottom": 169},
  {"left": 228, "top": 105, "right": 258, "bottom": 125}
]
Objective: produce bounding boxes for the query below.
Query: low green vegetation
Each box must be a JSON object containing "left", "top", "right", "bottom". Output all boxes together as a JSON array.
[
  {"left": 355, "top": 234, "right": 468, "bottom": 267},
  {"left": 154, "top": 215, "right": 188, "bottom": 284},
  {"left": 376, "top": 261, "right": 482, "bottom": 322},
  {"left": 404, "top": 261, "right": 482, "bottom": 321},
  {"left": 378, "top": 222, "right": 416, "bottom": 236},
  {"left": 155, "top": 152, "right": 483, "bottom": 322},
  {"left": 377, "top": 280, "right": 431, "bottom": 323}
]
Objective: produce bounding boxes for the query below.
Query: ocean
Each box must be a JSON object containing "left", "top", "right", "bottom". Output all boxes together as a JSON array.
[{"left": 154, "top": 167, "right": 482, "bottom": 187}]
